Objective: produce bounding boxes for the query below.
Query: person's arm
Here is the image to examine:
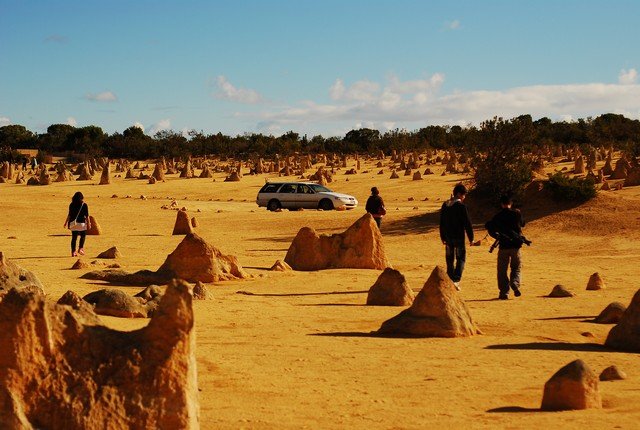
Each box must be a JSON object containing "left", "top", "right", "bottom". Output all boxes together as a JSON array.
[
  {"left": 485, "top": 217, "right": 498, "bottom": 239},
  {"left": 63, "top": 215, "right": 70, "bottom": 228},
  {"left": 84, "top": 205, "right": 91, "bottom": 227},
  {"left": 463, "top": 205, "right": 474, "bottom": 243},
  {"left": 439, "top": 204, "right": 446, "bottom": 244}
]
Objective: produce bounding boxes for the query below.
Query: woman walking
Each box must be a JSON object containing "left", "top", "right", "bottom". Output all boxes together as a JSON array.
[{"left": 64, "top": 192, "right": 91, "bottom": 257}]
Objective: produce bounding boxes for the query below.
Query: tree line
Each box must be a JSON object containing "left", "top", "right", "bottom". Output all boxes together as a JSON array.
[{"left": 1, "top": 113, "right": 639, "bottom": 162}]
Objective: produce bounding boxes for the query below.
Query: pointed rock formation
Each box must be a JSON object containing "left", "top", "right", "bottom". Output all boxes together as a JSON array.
[
  {"left": 377, "top": 266, "right": 480, "bottom": 337},
  {"left": 389, "top": 170, "right": 399, "bottom": 179},
  {"left": 367, "top": 268, "right": 415, "bottom": 306},
  {"left": 152, "top": 163, "right": 165, "bottom": 182},
  {"left": 586, "top": 272, "right": 605, "bottom": 290},
  {"left": 98, "top": 162, "right": 110, "bottom": 185},
  {"left": 82, "top": 234, "right": 248, "bottom": 285},
  {"left": 86, "top": 216, "right": 102, "bottom": 235},
  {"left": 594, "top": 302, "right": 626, "bottom": 324},
  {"left": 0, "top": 252, "right": 44, "bottom": 296},
  {"left": 224, "top": 171, "right": 241, "bottom": 182},
  {"left": 284, "top": 213, "right": 390, "bottom": 271},
  {"left": 180, "top": 160, "right": 194, "bottom": 178},
  {"left": 0, "top": 281, "right": 199, "bottom": 428},
  {"left": 541, "top": 359, "right": 602, "bottom": 411},
  {"left": 173, "top": 209, "right": 194, "bottom": 235},
  {"left": 412, "top": 171, "right": 423, "bottom": 180},
  {"left": 97, "top": 246, "right": 121, "bottom": 259},
  {"left": 605, "top": 289, "right": 640, "bottom": 351},
  {"left": 157, "top": 233, "right": 248, "bottom": 283}
]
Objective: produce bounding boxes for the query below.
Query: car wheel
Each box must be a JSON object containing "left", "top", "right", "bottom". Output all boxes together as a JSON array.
[
  {"left": 318, "top": 199, "right": 334, "bottom": 211},
  {"left": 267, "top": 199, "right": 281, "bottom": 211}
]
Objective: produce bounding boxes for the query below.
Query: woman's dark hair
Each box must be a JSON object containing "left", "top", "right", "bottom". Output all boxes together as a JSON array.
[
  {"left": 72, "top": 192, "right": 84, "bottom": 204},
  {"left": 371, "top": 186, "right": 379, "bottom": 195}
]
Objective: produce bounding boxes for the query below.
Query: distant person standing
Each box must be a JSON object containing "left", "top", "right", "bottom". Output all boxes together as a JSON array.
[
  {"left": 365, "top": 186, "right": 386, "bottom": 228},
  {"left": 485, "top": 194, "right": 526, "bottom": 300},
  {"left": 63, "top": 192, "right": 91, "bottom": 257},
  {"left": 439, "top": 184, "right": 474, "bottom": 290},
  {"left": 30, "top": 157, "right": 37, "bottom": 170}
]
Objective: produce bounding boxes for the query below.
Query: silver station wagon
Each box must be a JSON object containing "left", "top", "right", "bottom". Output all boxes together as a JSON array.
[{"left": 257, "top": 182, "right": 358, "bottom": 211}]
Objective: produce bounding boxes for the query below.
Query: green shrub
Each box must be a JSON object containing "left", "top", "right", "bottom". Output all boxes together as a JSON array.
[{"left": 545, "top": 172, "right": 597, "bottom": 201}]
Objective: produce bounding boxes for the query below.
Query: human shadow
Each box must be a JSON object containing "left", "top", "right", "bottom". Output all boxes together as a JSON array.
[
  {"left": 298, "top": 303, "right": 366, "bottom": 307},
  {"left": 236, "top": 290, "right": 368, "bottom": 297},
  {"left": 10, "top": 255, "right": 70, "bottom": 260},
  {"left": 309, "top": 331, "right": 440, "bottom": 339},
  {"left": 485, "top": 342, "right": 613, "bottom": 353},
  {"left": 535, "top": 315, "right": 596, "bottom": 321},
  {"left": 486, "top": 406, "right": 539, "bottom": 413}
]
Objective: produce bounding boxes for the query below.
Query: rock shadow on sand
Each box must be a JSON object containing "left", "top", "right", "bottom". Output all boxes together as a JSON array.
[{"left": 485, "top": 342, "right": 615, "bottom": 353}]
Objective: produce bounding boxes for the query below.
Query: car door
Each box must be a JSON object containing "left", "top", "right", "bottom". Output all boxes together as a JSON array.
[
  {"left": 278, "top": 183, "right": 297, "bottom": 208},
  {"left": 296, "top": 184, "right": 317, "bottom": 208}
]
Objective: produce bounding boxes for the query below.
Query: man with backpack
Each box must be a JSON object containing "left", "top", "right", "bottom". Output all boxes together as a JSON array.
[
  {"left": 439, "top": 184, "right": 474, "bottom": 290},
  {"left": 485, "top": 194, "right": 527, "bottom": 300}
]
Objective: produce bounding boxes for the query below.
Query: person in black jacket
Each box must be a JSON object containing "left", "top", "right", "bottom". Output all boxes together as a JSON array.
[
  {"left": 63, "top": 191, "right": 91, "bottom": 257},
  {"left": 365, "top": 187, "right": 386, "bottom": 229},
  {"left": 486, "top": 194, "right": 525, "bottom": 300},
  {"left": 439, "top": 184, "right": 474, "bottom": 290}
]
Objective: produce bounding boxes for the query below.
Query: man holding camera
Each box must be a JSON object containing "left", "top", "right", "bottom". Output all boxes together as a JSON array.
[{"left": 486, "top": 194, "right": 527, "bottom": 300}]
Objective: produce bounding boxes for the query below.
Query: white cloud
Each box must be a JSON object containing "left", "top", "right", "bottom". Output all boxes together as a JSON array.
[
  {"left": 215, "top": 76, "right": 263, "bottom": 104},
  {"left": 66, "top": 117, "right": 77, "bottom": 127},
  {"left": 244, "top": 73, "right": 640, "bottom": 134},
  {"left": 445, "top": 20, "right": 461, "bottom": 30},
  {"left": 133, "top": 122, "right": 145, "bottom": 132},
  {"left": 330, "top": 78, "right": 380, "bottom": 102},
  {"left": 0, "top": 116, "right": 11, "bottom": 126},
  {"left": 85, "top": 91, "right": 117, "bottom": 102},
  {"left": 619, "top": 68, "right": 638, "bottom": 85},
  {"left": 149, "top": 119, "right": 171, "bottom": 135}
]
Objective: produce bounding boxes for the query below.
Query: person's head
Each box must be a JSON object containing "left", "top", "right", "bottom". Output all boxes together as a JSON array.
[
  {"left": 371, "top": 186, "right": 379, "bottom": 196},
  {"left": 500, "top": 193, "right": 513, "bottom": 208},
  {"left": 452, "top": 184, "right": 467, "bottom": 200},
  {"left": 72, "top": 191, "right": 84, "bottom": 204}
]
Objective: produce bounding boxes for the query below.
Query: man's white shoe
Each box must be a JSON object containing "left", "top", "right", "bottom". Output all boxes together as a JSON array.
[{"left": 453, "top": 282, "right": 461, "bottom": 291}]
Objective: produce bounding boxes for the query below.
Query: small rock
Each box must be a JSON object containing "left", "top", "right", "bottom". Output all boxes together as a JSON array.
[
  {"left": 548, "top": 285, "right": 575, "bottom": 298},
  {"left": 594, "top": 302, "right": 626, "bottom": 324},
  {"left": 541, "top": 359, "right": 602, "bottom": 411},
  {"left": 192, "top": 281, "right": 213, "bottom": 300},
  {"left": 599, "top": 365, "right": 627, "bottom": 381}
]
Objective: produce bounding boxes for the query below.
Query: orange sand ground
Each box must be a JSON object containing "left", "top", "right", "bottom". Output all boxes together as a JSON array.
[{"left": 2, "top": 158, "right": 640, "bottom": 428}]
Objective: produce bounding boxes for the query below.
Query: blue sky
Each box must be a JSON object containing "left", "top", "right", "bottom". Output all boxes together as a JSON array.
[{"left": 1, "top": 0, "right": 639, "bottom": 137}]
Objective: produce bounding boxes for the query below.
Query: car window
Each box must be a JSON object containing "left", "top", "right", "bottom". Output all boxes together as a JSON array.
[
  {"left": 260, "top": 183, "right": 280, "bottom": 193},
  {"left": 279, "top": 184, "right": 296, "bottom": 193},
  {"left": 297, "top": 184, "right": 314, "bottom": 194},
  {"left": 310, "top": 184, "right": 332, "bottom": 193}
]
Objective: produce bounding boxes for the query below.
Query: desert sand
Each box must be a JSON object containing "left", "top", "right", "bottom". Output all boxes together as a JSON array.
[{"left": 2, "top": 155, "right": 640, "bottom": 429}]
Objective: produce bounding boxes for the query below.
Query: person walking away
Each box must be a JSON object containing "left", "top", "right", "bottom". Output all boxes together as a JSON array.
[
  {"left": 64, "top": 192, "right": 91, "bottom": 257},
  {"left": 439, "top": 184, "right": 474, "bottom": 290},
  {"left": 365, "top": 187, "right": 386, "bottom": 228},
  {"left": 485, "top": 194, "right": 525, "bottom": 300}
]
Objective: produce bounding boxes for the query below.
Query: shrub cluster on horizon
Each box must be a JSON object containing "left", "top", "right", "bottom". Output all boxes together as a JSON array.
[{"left": 0, "top": 113, "right": 639, "bottom": 163}]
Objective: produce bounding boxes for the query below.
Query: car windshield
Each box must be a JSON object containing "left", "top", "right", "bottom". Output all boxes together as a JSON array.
[{"left": 310, "top": 184, "right": 332, "bottom": 193}]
